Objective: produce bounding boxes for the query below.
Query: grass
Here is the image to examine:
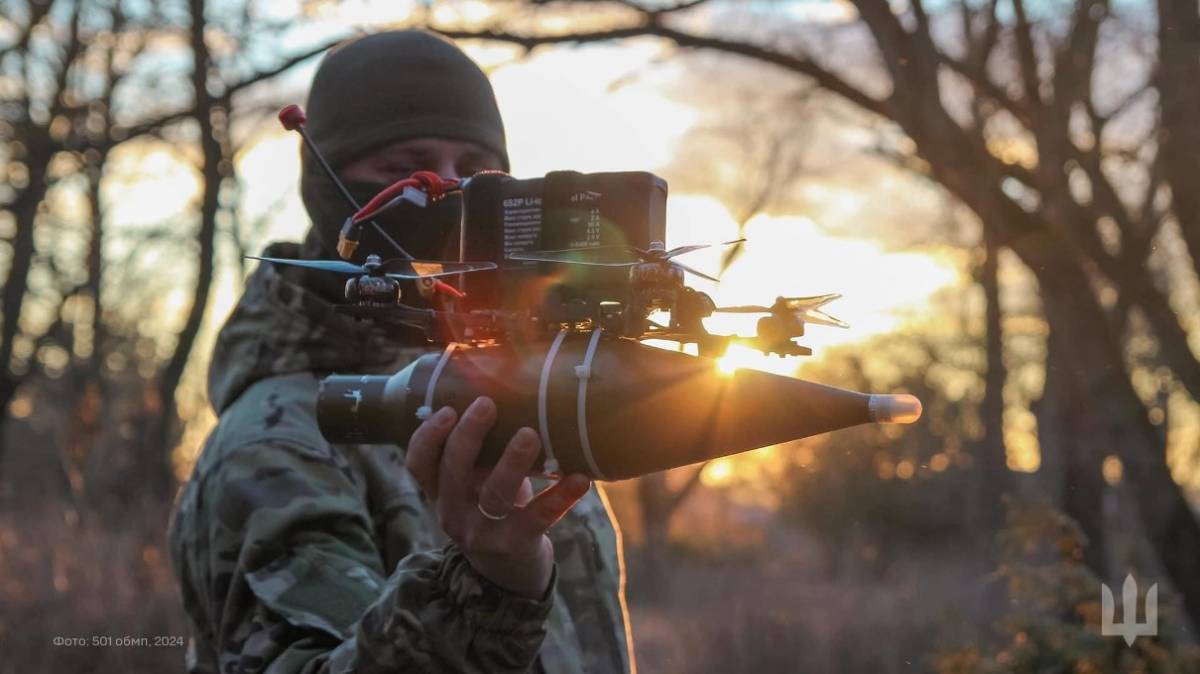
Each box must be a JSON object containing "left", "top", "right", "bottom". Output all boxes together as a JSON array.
[{"left": 0, "top": 495, "right": 1004, "bottom": 674}]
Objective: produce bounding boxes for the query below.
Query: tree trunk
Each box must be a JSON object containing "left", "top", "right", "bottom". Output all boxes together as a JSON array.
[
  {"left": 0, "top": 149, "right": 53, "bottom": 458},
  {"left": 636, "top": 472, "right": 675, "bottom": 602},
  {"left": 1017, "top": 232, "right": 1197, "bottom": 623},
  {"left": 1042, "top": 324, "right": 1109, "bottom": 576},
  {"left": 976, "top": 230, "right": 1011, "bottom": 531},
  {"left": 1156, "top": 0, "right": 1200, "bottom": 282},
  {"left": 144, "top": 0, "right": 221, "bottom": 499},
  {"left": 634, "top": 467, "right": 706, "bottom": 602},
  {"left": 77, "top": 158, "right": 109, "bottom": 509}
]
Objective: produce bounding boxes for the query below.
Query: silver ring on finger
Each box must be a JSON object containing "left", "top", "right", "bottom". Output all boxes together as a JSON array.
[{"left": 477, "top": 501, "right": 509, "bottom": 521}]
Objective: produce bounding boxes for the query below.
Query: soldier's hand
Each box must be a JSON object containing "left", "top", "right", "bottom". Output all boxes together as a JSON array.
[{"left": 405, "top": 396, "right": 591, "bottom": 600}]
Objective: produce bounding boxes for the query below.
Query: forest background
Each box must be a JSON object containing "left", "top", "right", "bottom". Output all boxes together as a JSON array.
[{"left": 2, "top": 0, "right": 1199, "bottom": 671}]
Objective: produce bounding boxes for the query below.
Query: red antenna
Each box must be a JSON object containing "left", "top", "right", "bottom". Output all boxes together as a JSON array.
[
  {"left": 277, "top": 104, "right": 412, "bottom": 261},
  {"left": 277, "top": 104, "right": 306, "bottom": 130}
]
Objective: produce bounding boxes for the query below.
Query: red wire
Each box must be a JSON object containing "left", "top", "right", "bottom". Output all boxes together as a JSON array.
[
  {"left": 351, "top": 171, "right": 460, "bottom": 225},
  {"left": 349, "top": 172, "right": 467, "bottom": 300}
]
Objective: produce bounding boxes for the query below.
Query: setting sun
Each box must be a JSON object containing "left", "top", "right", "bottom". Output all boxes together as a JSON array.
[{"left": 716, "top": 341, "right": 764, "bottom": 377}]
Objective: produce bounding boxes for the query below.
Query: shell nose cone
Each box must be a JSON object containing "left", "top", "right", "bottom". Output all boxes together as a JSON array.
[{"left": 868, "top": 394, "right": 923, "bottom": 424}]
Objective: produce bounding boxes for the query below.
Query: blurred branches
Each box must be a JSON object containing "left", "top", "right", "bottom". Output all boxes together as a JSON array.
[{"left": 0, "top": 0, "right": 344, "bottom": 507}]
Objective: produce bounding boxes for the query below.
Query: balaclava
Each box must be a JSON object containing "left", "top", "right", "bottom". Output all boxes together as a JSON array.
[{"left": 297, "top": 30, "right": 509, "bottom": 297}]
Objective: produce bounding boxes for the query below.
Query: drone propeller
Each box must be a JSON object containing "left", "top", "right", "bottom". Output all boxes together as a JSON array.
[
  {"left": 794, "top": 307, "right": 849, "bottom": 329},
  {"left": 715, "top": 293, "right": 849, "bottom": 328},
  {"left": 716, "top": 293, "right": 842, "bottom": 314},
  {"left": 379, "top": 258, "right": 498, "bottom": 279},
  {"left": 249, "top": 256, "right": 497, "bottom": 279},
  {"left": 659, "top": 241, "right": 741, "bottom": 260},
  {"left": 507, "top": 238, "right": 745, "bottom": 280},
  {"left": 507, "top": 246, "right": 638, "bottom": 267},
  {"left": 672, "top": 262, "right": 720, "bottom": 283},
  {"left": 248, "top": 256, "right": 364, "bottom": 275}
]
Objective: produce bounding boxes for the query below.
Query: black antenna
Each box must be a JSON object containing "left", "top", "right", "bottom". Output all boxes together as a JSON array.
[{"left": 278, "top": 105, "right": 412, "bottom": 260}]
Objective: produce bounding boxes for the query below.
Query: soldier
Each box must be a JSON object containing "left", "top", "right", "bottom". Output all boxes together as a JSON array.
[{"left": 168, "top": 30, "right": 634, "bottom": 674}]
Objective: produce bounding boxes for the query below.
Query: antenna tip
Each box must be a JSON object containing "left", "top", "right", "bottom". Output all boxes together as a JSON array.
[
  {"left": 868, "top": 394, "right": 923, "bottom": 424},
  {"left": 278, "top": 104, "right": 307, "bottom": 131}
]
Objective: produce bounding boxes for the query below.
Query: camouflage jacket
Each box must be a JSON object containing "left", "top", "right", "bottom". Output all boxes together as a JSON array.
[{"left": 168, "top": 242, "right": 634, "bottom": 674}]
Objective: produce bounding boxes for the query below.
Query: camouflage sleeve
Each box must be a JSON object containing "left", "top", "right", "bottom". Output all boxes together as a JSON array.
[{"left": 197, "top": 438, "right": 553, "bottom": 674}]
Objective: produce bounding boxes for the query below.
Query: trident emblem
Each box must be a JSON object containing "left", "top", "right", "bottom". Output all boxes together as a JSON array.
[{"left": 1101, "top": 574, "right": 1158, "bottom": 646}]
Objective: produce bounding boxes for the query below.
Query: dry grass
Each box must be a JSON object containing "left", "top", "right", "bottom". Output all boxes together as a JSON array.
[
  {"left": 0, "top": 505, "right": 188, "bottom": 674},
  {"left": 626, "top": 530, "right": 998, "bottom": 674},
  {"left": 0, "top": 498, "right": 997, "bottom": 674}
]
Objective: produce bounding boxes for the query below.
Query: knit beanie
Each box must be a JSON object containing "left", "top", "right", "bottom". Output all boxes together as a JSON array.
[
  {"left": 300, "top": 30, "right": 509, "bottom": 257},
  {"left": 304, "top": 29, "right": 508, "bottom": 171}
]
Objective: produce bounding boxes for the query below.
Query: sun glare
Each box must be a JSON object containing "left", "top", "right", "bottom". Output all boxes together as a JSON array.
[
  {"left": 701, "top": 458, "right": 734, "bottom": 487},
  {"left": 717, "top": 342, "right": 766, "bottom": 377},
  {"left": 665, "top": 196, "right": 962, "bottom": 358},
  {"left": 102, "top": 142, "right": 202, "bottom": 227}
]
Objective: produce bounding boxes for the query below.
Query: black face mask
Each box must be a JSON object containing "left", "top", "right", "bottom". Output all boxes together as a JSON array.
[{"left": 299, "top": 170, "right": 463, "bottom": 305}]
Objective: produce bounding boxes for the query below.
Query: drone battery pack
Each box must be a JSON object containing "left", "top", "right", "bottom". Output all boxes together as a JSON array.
[{"left": 455, "top": 171, "right": 668, "bottom": 312}]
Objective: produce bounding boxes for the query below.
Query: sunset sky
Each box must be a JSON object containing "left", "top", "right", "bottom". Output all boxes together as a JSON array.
[{"left": 215, "top": 26, "right": 964, "bottom": 369}]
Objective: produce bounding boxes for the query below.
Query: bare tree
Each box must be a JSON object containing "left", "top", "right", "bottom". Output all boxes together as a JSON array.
[
  {"left": 430, "top": 0, "right": 1200, "bottom": 626},
  {"left": 0, "top": 0, "right": 342, "bottom": 501},
  {"left": 137, "top": 0, "right": 227, "bottom": 497},
  {"left": 0, "top": 0, "right": 157, "bottom": 464}
]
